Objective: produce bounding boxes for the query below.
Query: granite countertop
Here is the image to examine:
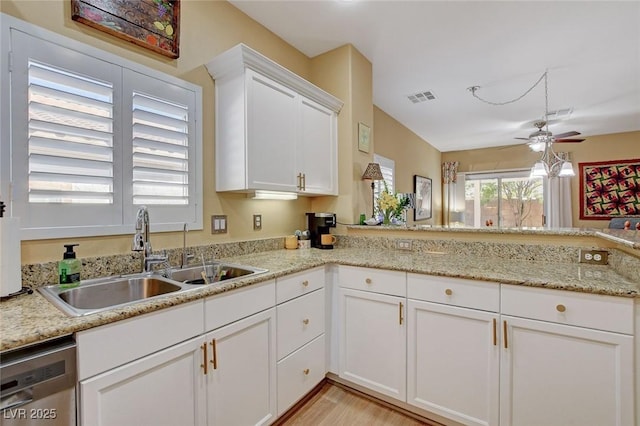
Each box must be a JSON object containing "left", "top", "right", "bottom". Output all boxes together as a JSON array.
[
  {"left": 2, "top": 248, "right": 639, "bottom": 352},
  {"left": 348, "top": 224, "right": 640, "bottom": 249}
]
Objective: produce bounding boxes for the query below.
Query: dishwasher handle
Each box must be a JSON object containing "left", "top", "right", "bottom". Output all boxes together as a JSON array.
[{"left": 0, "top": 389, "right": 34, "bottom": 412}]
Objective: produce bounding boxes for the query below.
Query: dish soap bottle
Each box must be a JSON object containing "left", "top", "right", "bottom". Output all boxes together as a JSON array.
[{"left": 59, "top": 244, "right": 81, "bottom": 288}]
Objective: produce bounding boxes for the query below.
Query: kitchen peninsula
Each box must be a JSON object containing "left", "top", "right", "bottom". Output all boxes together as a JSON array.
[{"left": 2, "top": 228, "right": 639, "bottom": 426}]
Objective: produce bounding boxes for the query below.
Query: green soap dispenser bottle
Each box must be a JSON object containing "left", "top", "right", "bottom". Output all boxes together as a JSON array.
[{"left": 59, "top": 244, "right": 81, "bottom": 287}]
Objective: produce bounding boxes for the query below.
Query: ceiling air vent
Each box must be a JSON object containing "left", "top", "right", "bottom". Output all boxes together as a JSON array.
[
  {"left": 407, "top": 90, "right": 436, "bottom": 104},
  {"left": 546, "top": 108, "right": 573, "bottom": 121}
]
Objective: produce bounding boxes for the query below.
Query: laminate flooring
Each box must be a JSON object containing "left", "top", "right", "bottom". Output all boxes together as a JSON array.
[{"left": 280, "top": 382, "right": 436, "bottom": 426}]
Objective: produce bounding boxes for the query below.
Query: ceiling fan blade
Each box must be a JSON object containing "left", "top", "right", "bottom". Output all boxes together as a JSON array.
[
  {"left": 514, "top": 137, "right": 530, "bottom": 140},
  {"left": 555, "top": 138, "right": 585, "bottom": 143},
  {"left": 553, "top": 131, "right": 581, "bottom": 139}
]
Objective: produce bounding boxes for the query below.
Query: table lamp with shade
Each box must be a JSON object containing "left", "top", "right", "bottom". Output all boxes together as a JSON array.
[{"left": 361, "top": 162, "right": 384, "bottom": 219}]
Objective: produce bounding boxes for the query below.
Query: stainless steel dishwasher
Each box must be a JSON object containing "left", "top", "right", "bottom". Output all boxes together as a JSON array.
[{"left": 1, "top": 336, "right": 76, "bottom": 426}]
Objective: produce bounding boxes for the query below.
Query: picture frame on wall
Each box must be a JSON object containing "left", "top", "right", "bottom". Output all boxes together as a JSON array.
[
  {"left": 414, "top": 175, "right": 432, "bottom": 221},
  {"left": 358, "top": 122, "right": 371, "bottom": 153},
  {"left": 579, "top": 158, "right": 640, "bottom": 219},
  {"left": 71, "top": 0, "right": 181, "bottom": 59}
]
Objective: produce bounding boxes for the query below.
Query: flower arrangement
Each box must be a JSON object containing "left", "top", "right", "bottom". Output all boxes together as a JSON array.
[{"left": 377, "top": 182, "right": 411, "bottom": 225}]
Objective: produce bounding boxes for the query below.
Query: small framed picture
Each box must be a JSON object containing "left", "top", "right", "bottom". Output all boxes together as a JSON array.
[
  {"left": 358, "top": 122, "right": 371, "bottom": 153},
  {"left": 414, "top": 175, "right": 432, "bottom": 221}
]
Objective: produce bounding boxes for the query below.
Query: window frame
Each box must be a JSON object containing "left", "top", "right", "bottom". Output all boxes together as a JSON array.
[{"left": 1, "top": 14, "right": 203, "bottom": 240}]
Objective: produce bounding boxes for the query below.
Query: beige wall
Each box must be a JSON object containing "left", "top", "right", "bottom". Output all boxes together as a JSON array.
[
  {"left": 2, "top": 0, "right": 320, "bottom": 263},
  {"left": 2, "top": 1, "right": 393, "bottom": 263},
  {"left": 373, "top": 107, "right": 443, "bottom": 225},
  {"left": 442, "top": 130, "right": 639, "bottom": 229}
]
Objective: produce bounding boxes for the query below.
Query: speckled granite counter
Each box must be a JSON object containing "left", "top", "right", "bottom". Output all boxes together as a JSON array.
[
  {"left": 348, "top": 224, "right": 640, "bottom": 249},
  {"left": 2, "top": 247, "right": 639, "bottom": 352}
]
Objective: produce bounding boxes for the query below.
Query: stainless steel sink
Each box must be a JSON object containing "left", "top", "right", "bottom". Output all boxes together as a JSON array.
[
  {"left": 39, "top": 262, "right": 268, "bottom": 317},
  {"left": 170, "top": 262, "right": 268, "bottom": 285},
  {"left": 40, "top": 276, "right": 184, "bottom": 317}
]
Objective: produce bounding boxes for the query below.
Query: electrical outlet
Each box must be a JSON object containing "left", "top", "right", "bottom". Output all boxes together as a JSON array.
[
  {"left": 579, "top": 249, "right": 608, "bottom": 265},
  {"left": 253, "top": 214, "right": 262, "bottom": 231},
  {"left": 211, "top": 215, "right": 227, "bottom": 234},
  {"left": 396, "top": 239, "right": 413, "bottom": 251}
]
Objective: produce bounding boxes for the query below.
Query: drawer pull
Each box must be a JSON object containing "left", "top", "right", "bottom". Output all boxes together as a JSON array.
[
  {"left": 302, "top": 280, "right": 309, "bottom": 287},
  {"left": 210, "top": 339, "right": 218, "bottom": 370},
  {"left": 365, "top": 278, "right": 372, "bottom": 284},
  {"left": 302, "top": 318, "right": 310, "bottom": 325},
  {"left": 556, "top": 304, "right": 566, "bottom": 313},
  {"left": 201, "top": 343, "right": 208, "bottom": 375},
  {"left": 303, "top": 368, "right": 310, "bottom": 375},
  {"left": 399, "top": 302, "right": 404, "bottom": 325},
  {"left": 445, "top": 288, "right": 453, "bottom": 296}
]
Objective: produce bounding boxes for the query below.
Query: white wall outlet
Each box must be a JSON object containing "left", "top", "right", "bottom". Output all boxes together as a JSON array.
[
  {"left": 579, "top": 249, "right": 608, "bottom": 265},
  {"left": 396, "top": 239, "right": 412, "bottom": 251},
  {"left": 253, "top": 214, "right": 262, "bottom": 231}
]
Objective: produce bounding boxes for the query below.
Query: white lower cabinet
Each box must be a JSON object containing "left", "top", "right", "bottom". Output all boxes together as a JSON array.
[
  {"left": 80, "top": 336, "right": 206, "bottom": 426},
  {"left": 407, "top": 300, "right": 499, "bottom": 426},
  {"left": 275, "top": 267, "right": 327, "bottom": 416},
  {"left": 277, "top": 334, "right": 326, "bottom": 416},
  {"left": 500, "top": 315, "right": 633, "bottom": 426},
  {"left": 205, "top": 308, "right": 277, "bottom": 426},
  {"left": 338, "top": 287, "right": 406, "bottom": 401}
]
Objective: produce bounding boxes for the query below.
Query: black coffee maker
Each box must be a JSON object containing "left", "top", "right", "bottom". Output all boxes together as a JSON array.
[{"left": 306, "top": 212, "right": 336, "bottom": 249}]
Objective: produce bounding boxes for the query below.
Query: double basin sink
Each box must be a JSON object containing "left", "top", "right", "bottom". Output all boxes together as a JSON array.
[{"left": 39, "top": 262, "right": 268, "bottom": 317}]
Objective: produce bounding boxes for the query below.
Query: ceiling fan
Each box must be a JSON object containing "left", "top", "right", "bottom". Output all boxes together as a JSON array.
[{"left": 516, "top": 120, "right": 585, "bottom": 152}]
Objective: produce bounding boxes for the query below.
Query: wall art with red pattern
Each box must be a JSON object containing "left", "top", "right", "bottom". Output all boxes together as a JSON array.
[{"left": 579, "top": 159, "right": 640, "bottom": 220}]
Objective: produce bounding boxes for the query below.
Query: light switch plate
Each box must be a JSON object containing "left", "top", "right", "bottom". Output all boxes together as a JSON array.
[
  {"left": 211, "top": 215, "right": 227, "bottom": 234},
  {"left": 253, "top": 214, "right": 262, "bottom": 231}
]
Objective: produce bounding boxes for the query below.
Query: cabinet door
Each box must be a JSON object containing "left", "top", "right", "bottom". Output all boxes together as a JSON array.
[
  {"left": 298, "top": 97, "right": 337, "bottom": 195},
  {"left": 500, "top": 315, "right": 634, "bottom": 426},
  {"left": 206, "top": 308, "right": 277, "bottom": 426},
  {"left": 246, "top": 70, "right": 297, "bottom": 191},
  {"left": 338, "top": 288, "right": 406, "bottom": 401},
  {"left": 80, "top": 336, "right": 206, "bottom": 426},
  {"left": 407, "top": 300, "right": 499, "bottom": 426}
]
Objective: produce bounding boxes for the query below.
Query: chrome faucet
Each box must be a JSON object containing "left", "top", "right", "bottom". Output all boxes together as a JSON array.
[
  {"left": 132, "top": 206, "right": 168, "bottom": 273},
  {"left": 181, "top": 223, "right": 194, "bottom": 268}
]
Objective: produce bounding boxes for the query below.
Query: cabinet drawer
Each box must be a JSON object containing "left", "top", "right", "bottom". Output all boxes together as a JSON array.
[
  {"left": 408, "top": 274, "right": 499, "bottom": 312},
  {"left": 277, "top": 267, "right": 325, "bottom": 304},
  {"left": 205, "top": 280, "right": 275, "bottom": 331},
  {"left": 277, "top": 334, "right": 326, "bottom": 416},
  {"left": 277, "top": 288, "right": 325, "bottom": 359},
  {"left": 77, "top": 300, "right": 204, "bottom": 380},
  {"left": 338, "top": 265, "right": 406, "bottom": 297},
  {"left": 501, "top": 284, "right": 634, "bottom": 334}
]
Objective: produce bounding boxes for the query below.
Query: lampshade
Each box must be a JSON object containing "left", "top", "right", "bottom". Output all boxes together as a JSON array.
[
  {"left": 559, "top": 161, "right": 575, "bottom": 177},
  {"left": 362, "top": 163, "right": 384, "bottom": 180},
  {"left": 530, "top": 161, "right": 547, "bottom": 177}
]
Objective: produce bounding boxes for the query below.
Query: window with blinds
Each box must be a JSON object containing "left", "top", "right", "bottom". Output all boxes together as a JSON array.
[
  {"left": 3, "top": 19, "right": 202, "bottom": 240},
  {"left": 132, "top": 93, "right": 189, "bottom": 205},
  {"left": 28, "top": 61, "right": 114, "bottom": 204},
  {"left": 373, "top": 154, "right": 395, "bottom": 201}
]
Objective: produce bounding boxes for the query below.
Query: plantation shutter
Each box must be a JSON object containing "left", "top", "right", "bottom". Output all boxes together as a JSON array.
[
  {"left": 132, "top": 93, "right": 189, "bottom": 205},
  {"left": 28, "top": 61, "right": 115, "bottom": 204},
  {"left": 373, "top": 154, "right": 395, "bottom": 201}
]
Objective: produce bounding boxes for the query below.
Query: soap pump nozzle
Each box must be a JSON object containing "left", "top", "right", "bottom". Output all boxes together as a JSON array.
[{"left": 63, "top": 244, "right": 79, "bottom": 259}]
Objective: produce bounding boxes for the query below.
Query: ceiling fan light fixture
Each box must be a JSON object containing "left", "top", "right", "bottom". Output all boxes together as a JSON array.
[
  {"left": 530, "top": 161, "right": 548, "bottom": 177},
  {"left": 528, "top": 141, "right": 546, "bottom": 152},
  {"left": 559, "top": 161, "right": 575, "bottom": 177}
]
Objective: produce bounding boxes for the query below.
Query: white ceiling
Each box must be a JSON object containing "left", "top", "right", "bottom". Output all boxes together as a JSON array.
[{"left": 229, "top": 0, "right": 640, "bottom": 152}]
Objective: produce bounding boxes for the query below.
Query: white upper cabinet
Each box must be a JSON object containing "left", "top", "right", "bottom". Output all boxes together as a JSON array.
[{"left": 206, "top": 44, "right": 343, "bottom": 196}]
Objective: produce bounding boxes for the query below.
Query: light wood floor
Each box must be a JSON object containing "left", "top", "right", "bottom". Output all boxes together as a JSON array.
[{"left": 280, "top": 382, "right": 433, "bottom": 426}]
